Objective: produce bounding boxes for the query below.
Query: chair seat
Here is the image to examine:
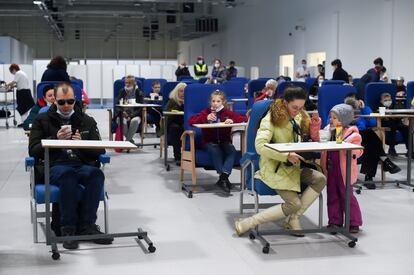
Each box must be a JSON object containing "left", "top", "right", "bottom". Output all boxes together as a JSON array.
[
  {"left": 195, "top": 149, "right": 242, "bottom": 168},
  {"left": 34, "top": 184, "right": 105, "bottom": 204},
  {"left": 246, "top": 176, "right": 278, "bottom": 196}
]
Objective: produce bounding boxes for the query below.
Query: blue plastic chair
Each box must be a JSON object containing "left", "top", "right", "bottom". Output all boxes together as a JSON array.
[
  {"left": 177, "top": 76, "right": 194, "bottom": 81},
  {"left": 305, "top": 77, "right": 317, "bottom": 90},
  {"left": 277, "top": 81, "right": 308, "bottom": 98},
  {"left": 364, "top": 82, "right": 396, "bottom": 111},
  {"left": 222, "top": 81, "right": 247, "bottom": 115},
  {"left": 247, "top": 79, "right": 268, "bottom": 108},
  {"left": 198, "top": 77, "right": 209, "bottom": 84},
  {"left": 405, "top": 81, "right": 414, "bottom": 109},
  {"left": 322, "top": 80, "right": 345, "bottom": 86},
  {"left": 143, "top": 78, "right": 167, "bottom": 97},
  {"left": 230, "top": 77, "right": 249, "bottom": 84},
  {"left": 352, "top": 78, "right": 361, "bottom": 87},
  {"left": 180, "top": 84, "right": 244, "bottom": 197},
  {"left": 25, "top": 154, "right": 110, "bottom": 243},
  {"left": 37, "top": 81, "right": 82, "bottom": 102},
  {"left": 318, "top": 85, "right": 357, "bottom": 128}
]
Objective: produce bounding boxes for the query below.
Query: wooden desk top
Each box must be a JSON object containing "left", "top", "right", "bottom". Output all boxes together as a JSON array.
[
  {"left": 230, "top": 98, "right": 248, "bottom": 102},
  {"left": 163, "top": 111, "right": 184, "bottom": 116},
  {"left": 116, "top": 103, "right": 161, "bottom": 108},
  {"left": 41, "top": 139, "right": 137, "bottom": 149},
  {"left": 192, "top": 122, "right": 248, "bottom": 129},
  {"left": 359, "top": 113, "right": 414, "bottom": 118},
  {"left": 265, "top": 141, "right": 363, "bottom": 153}
]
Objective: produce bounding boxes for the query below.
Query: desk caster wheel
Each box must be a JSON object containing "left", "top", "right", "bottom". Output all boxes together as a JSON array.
[
  {"left": 262, "top": 245, "right": 270, "bottom": 254},
  {"left": 348, "top": 241, "right": 356, "bottom": 248},
  {"left": 356, "top": 189, "right": 361, "bottom": 195},
  {"left": 6, "top": 122, "right": 9, "bottom": 129},
  {"left": 249, "top": 232, "right": 255, "bottom": 240},
  {"left": 13, "top": 119, "right": 17, "bottom": 126},
  {"left": 188, "top": 191, "right": 193, "bottom": 198},
  {"left": 138, "top": 235, "right": 144, "bottom": 240},
  {"left": 52, "top": 252, "right": 60, "bottom": 260},
  {"left": 412, "top": 188, "right": 414, "bottom": 192},
  {"left": 166, "top": 164, "right": 170, "bottom": 171},
  {"left": 148, "top": 245, "right": 156, "bottom": 253},
  {"left": 154, "top": 145, "right": 157, "bottom": 149},
  {"left": 396, "top": 183, "right": 400, "bottom": 187}
]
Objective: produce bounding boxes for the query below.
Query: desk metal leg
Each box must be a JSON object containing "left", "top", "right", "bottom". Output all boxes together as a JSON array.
[{"left": 407, "top": 118, "right": 412, "bottom": 186}]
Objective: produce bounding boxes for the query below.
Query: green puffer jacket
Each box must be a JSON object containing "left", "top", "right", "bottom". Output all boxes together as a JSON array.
[{"left": 254, "top": 99, "right": 317, "bottom": 192}]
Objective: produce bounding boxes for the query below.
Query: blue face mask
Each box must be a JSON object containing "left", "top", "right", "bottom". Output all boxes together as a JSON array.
[{"left": 57, "top": 109, "right": 75, "bottom": 119}]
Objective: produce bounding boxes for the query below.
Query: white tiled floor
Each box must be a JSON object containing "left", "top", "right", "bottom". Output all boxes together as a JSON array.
[{"left": 1, "top": 109, "right": 414, "bottom": 275}]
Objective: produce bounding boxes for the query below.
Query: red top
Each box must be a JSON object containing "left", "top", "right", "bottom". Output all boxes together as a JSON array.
[{"left": 189, "top": 107, "right": 247, "bottom": 145}]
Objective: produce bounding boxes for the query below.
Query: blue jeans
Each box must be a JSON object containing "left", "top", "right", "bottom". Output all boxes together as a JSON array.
[
  {"left": 50, "top": 164, "right": 104, "bottom": 227},
  {"left": 206, "top": 142, "right": 236, "bottom": 175}
]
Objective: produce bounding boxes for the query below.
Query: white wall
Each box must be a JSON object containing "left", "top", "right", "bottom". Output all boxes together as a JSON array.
[{"left": 179, "top": 0, "right": 414, "bottom": 80}]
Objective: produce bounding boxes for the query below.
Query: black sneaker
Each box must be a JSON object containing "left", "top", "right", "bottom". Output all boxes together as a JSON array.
[
  {"left": 220, "top": 173, "right": 231, "bottom": 193},
  {"left": 363, "top": 175, "right": 376, "bottom": 190},
  {"left": 60, "top": 226, "right": 79, "bottom": 250},
  {"left": 78, "top": 224, "right": 113, "bottom": 245},
  {"left": 382, "top": 158, "right": 401, "bottom": 174},
  {"left": 388, "top": 147, "right": 398, "bottom": 157}
]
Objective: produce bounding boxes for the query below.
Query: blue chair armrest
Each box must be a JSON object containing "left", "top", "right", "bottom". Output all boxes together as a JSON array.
[
  {"left": 99, "top": 154, "right": 111, "bottom": 164},
  {"left": 25, "top": 157, "right": 35, "bottom": 171},
  {"left": 240, "top": 152, "right": 259, "bottom": 166}
]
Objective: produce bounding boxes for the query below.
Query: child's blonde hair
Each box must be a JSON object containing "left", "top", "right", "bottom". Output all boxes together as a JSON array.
[{"left": 210, "top": 89, "right": 227, "bottom": 106}]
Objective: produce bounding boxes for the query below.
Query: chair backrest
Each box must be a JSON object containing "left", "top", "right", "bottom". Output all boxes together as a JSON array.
[
  {"left": 223, "top": 81, "right": 247, "bottom": 114},
  {"left": 322, "top": 80, "right": 345, "bottom": 86},
  {"left": 247, "top": 79, "right": 268, "bottom": 108},
  {"left": 69, "top": 79, "right": 83, "bottom": 89},
  {"left": 184, "top": 84, "right": 223, "bottom": 147},
  {"left": 198, "top": 77, "right": 209, "bottom": 84},
  {"left": 121, "top": 76, "right": 144, "bottom": 90},
  {"left": 277, "top": 81, "right": 308, "bottom": 98},
  {"left": 352, "top": 78, "right": 360, "bottom": 87},
  {"left": 177, "top": 76, "right": 194, "bottom": 81},
  {"left": 36, "top": 81, "right": 82, "bottom": 102},
  {"left": 406, "top": 81, "right": 414, "bottom": 109},
  {"left": 230, "top": 77, "right": 249, "bottom": 84},
  {"left": 305, "top": 77, "right": 317, "bottom": 89},
  {"left": 161, "top": 81, "right": 179, "bottom": 106},
  {"left": 318, "top": 84, "right": 357, "bottom": 127},
  {"left": 364, "top": 82, "right": 396, "bottom": 111},
  {"left": 245, "top": 100, "right": 273, "bottom": 155},
  {"left": 143, "top": 78, "right": 167, "bottom": 97},
  {"left": 113, "top": 79, "right": 125, "bottom": 110}
]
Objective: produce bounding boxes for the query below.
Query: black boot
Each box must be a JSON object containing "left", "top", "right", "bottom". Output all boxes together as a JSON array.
[
  {"left": 78, "top": 224, "right": 113, "bottom": 245},
  {"left": 60, "top": 226, "right": 79, "bottom": 250},
  {"left": 363, "top": 175, "right": 376, "bottom": 190},
  {"left": 221, "top": 173, "right": 231, "bottom": 193},
  {"left": 382, "top": 158, "right": 401, "bottom": 174}
]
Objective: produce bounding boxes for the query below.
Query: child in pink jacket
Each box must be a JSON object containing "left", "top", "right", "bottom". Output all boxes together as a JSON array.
[{"left": 319, "top": 104, "right": 364, "bottom": 233}]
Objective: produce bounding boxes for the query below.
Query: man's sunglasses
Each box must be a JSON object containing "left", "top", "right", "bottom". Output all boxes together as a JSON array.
[{"left": 57, "top": 99, "right": 76, "bottom": 105}]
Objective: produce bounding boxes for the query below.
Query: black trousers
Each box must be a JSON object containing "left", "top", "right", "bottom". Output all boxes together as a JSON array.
[
  {"left": 360, "top": 129, "right": 386, "bottom": 177},
  {"left": 168, "top": 122, "right": 183, "bottom": 160},
  {"left": 382, "top": 119, "right": 409, "bottom": 149}
]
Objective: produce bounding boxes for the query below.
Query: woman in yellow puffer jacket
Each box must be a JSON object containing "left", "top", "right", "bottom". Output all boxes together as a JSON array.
[{"left": 235, "top": 86, "right": 326, "bottom": 236}]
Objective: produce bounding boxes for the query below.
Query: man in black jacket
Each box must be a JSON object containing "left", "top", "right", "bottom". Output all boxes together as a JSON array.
[
  {"left": 331, "top": 59, "right": 349, "bottom": 82},
  {"left": 29, "top": 83, "right": 112, "bottom": 250},
  {"left": 356, "top": 57, "right": 385, "bottom": 100}
]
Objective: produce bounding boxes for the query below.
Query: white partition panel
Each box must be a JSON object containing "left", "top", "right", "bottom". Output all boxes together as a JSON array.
[
  {"left": 102, "top": 65, "right": 116, "bottom": 99},
  {"left": 250, "top": 67, "right": 259, "bottom": 80},
  {"left": 188, "top": 65, "right": 195, "bottom": 77},
  {"left": 126, "top": 65, "right": 140, "bottom": 77},
  {"left": 86, "top": 64, "right": 101, "bottom": 99},
  {"left": 112, "top": 65, "right": 126, "bottom": 81},
  {"left": 162, "top": 65, "right": 175, "bottom": 81},
  {"left": 68, "top": 65, "right": 87, "bottom": 91},
  {"left": 140, "top": 65, "right": 162, "bottom": 78},
  {"left": 236, "top": 66, "right": 245, "bottom": 77}
]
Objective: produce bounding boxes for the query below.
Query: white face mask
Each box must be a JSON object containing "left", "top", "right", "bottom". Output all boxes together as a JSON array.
[
  {"left": 198, "top": 60, "right": 203, "bottom": 65},
  {"left": 125, "top": 86, "right": 133, "bottom": 92},
  {"left": 383, "top": 100, "right": 392, "bottom": 107},
  {"left": 214, "top": 63, "right": 220, "bottom": 68},
  {"left": 57, "top": 109, "right": 75, "bottom": 119},
  {"left": 46, "top": 101, "right": 52, "bottom": 106},
  {"left": 214, "top": 104, "right": 224, "bottom": 112}
]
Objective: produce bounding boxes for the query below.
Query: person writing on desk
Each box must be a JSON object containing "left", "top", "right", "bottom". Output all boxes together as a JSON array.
[
  {"left": 29, "top": 83, "right": 113, "bottom": 250},
  {"left": 164, "top": 82, "right": 186, "bottom": 164},
  {"left": 189, "top": 90, "right": 247, "bottom": 193},
  {"left": 235, "top": 86, "right": 325, "bottom": 236},
  {"left": 116, "top": 75, "right": 144, "bottom": 144}
]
